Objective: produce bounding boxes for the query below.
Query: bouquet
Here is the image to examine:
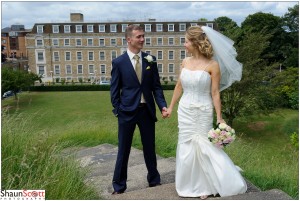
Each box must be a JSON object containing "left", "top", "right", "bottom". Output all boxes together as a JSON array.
[{"left": 208, "top": 123, "right": 236, "bottom": 148}]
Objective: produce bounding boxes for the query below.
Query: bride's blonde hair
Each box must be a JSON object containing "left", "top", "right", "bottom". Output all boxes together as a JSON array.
[{"left": 186, "top": 26, "right": 213, "bottom": 59}]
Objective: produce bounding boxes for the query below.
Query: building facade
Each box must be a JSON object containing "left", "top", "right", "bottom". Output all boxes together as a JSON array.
[
  {"left": 1, "top": 24, "right": 31, "bottom": 60},
  {"left": 26, "top": 13, "right": 217, "bottom": 83}
]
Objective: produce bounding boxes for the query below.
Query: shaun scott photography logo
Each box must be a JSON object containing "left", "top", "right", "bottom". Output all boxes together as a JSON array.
[{"left": 0, "top": 190, "right": 45, "bottom": 200}]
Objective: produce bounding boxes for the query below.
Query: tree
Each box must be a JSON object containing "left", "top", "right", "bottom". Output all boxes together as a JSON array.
[
  {"left": 1, "top": 67, "right": 41, "bottom": 100},
  {"left": 214, "top": 16, "right": 238, "bottom": 32}
]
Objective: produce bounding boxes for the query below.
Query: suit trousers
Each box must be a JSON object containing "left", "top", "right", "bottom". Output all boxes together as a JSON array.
[{"left": 112, "top": 105, "right": 160, "bottom": 192}]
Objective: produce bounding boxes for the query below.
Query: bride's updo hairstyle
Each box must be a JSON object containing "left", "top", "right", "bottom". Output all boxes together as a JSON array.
[{"left": 186, "top": 26, "right": 213, "bottom": 59}]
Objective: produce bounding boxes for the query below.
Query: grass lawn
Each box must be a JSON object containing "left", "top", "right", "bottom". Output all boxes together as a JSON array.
[{"left": 1, "top": 91, "right": 299, "bottom": 199}]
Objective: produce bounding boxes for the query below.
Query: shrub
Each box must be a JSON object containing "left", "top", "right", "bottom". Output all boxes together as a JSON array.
[{"left": 290, "top": 132, "right": 299, "bottom": 148}]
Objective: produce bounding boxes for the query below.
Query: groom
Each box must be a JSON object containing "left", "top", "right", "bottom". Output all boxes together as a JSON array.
[{"left": 110, "top": 24, "right": 168, "bottom": 194}]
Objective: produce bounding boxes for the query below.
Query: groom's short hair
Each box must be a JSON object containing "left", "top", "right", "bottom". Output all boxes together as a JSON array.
[{"left": 125, "top": 25, "right": 144, "bottom": 39}]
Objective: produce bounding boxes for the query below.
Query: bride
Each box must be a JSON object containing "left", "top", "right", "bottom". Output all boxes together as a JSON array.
[{"left": 165, "top": 26, "right": 247, "bottom": 199}]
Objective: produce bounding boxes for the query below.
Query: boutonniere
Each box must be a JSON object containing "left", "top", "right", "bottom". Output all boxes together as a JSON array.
[
  {"left": 144, "top": 55, "right": 156, "bottom": 64},
  {"left": 146, "top": 66, "right": 151, "bottom": 70}
]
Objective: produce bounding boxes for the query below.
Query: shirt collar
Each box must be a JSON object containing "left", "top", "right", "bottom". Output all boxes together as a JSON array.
[{"left": 127, "top": 49, "right": 142, "bottom": 60}]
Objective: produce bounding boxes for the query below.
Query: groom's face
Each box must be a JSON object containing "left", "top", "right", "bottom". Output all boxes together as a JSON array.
[{"left": 127, "top": 30, "right": 145, "bottom": 51}]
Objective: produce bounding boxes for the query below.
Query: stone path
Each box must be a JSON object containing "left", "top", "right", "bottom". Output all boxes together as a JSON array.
[{"left": 65, "top": 143, "right": 292, "bottom": 200}]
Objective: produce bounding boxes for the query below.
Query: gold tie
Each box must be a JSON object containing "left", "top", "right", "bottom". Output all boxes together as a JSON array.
[
  {"left": 133, "top": 55, "right": 145, "bottom": 103},
  {"left": 134, "top": 55, "right": 141, "bottom": 83}
]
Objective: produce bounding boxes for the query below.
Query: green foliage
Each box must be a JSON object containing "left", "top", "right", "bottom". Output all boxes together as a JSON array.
[
  {"left": 290, "top": 132, "right": 299, "bottom": 148},
  {"left": 1, "top": 67, "right": 41, "bottom": 98}
]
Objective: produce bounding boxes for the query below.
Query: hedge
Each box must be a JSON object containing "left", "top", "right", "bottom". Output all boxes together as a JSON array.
[{"left": 29, "top": 84, "right": 175, "bottom": 92}]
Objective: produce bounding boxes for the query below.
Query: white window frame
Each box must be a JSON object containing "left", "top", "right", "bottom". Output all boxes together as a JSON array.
[
  {"left": 37, "top": 65, "right": 45, "bottom": 75},
  {"left": 52, "top": 25, "right": 59, "bottom": 33},
  {"left": 180, "top": 50, "right": 186, "bottom": 60},
  {"left": 99, "top": 38, "right": 105, "bottom": 46},
  {"left": 77, "top": 51, "right": 83, "bottom": 61},
  {"left": 145, "top": 24, "right": 152, "bottom": 32},
  {"left": 179, "top": 23, "right": 186, "bottom": 31},
  {"left": 168, "top": 50, "right": 174, "bottom": 60},
  {"left": 35, "top": 49, "right": 46, "bottom": 64},
  {"left": 168, "top": 24, "right": 174, "bottom": 32},
  {"left": 37, "top": 25, "right": 44, "bottom": 34},
  {"left": 145, "top": 50, "right": 151, "bottom": 55},
  {"left": 122, "top": 38, "right": 127, "bottom": 46},
  {"left": 157, "top": 63, "right": 163, "bottom": 73},
  {"left": 65, "top": 51, "right": 71, "bottom": 61},
  {"left": 206, "top": 23, "right": 214, "bottom": 29},
  {"left": 53, "top": 51, "right": 60, "bottom": 61},
  {"left": 168, "top": 63, "right": 174, "bottom": 73},
  {"left": 191, "top": 23, "right": 197, "bottom": 27},
  {"left": 77, "top": 64, "right": 83, "bottom": 74},
  {"left": 110, "top": 38, "right": 117, "bottom": 46},
  {"left": 180, "top": 37, "right": 185, "bottom": 45},
  {"left": 87, "top": 38, "right": 93, "bottom": 46},
  {"left": 156, "top": 24, "right": 163, "bottom": 32},
  {"left": 100, "top": 64, "right": 106, "bottom": 74},
  {"left": 157, "top": 50, "right": 163, "bottom": 60},
  {"left": 157, "top": 37, "right": 163, "bottom": 45},
  {"left": 87, "top": 25, "right": 94, "bottom": 32},
  {"left": 65, "top": 64, "right": 72, "bottom": 74},
  {"left": 54, "top": 64, "right": 60, "bottom": 75},
  {"left": 36, "top": 38, "right": 43, "bottom": 46},
  {"left": 76, "top": 38, "right": 82, "bottom": 46},
  {"left": 111, "top": 50, "right": 117, "bottom": 60},
  {"left": 168, "top": 37, "right": 174, "bottom": 45},
  {"left": 89, "top": 64, "right": 95, "bottom": 74},
  {"left": 64, "top": 25, "right": 71, "bottom": 33},
  {"left": 122, "top": 24, "right": 128, "bottom": 32},
  {"left": 64, "top": 38, "right": 70, "bottom": 46},
  {"left": 99, "top": 24, "right": 105, "bottom": 32},
  {"left": 88, "top": 51, "right": 94, "bottom": 61},
  {"left": 145, "top": 37, "right": 151, "bottom": 46},
  {"left": 76, "top": 25, "right": 82, "bottom": 33},
  {"left": 99, "top": 51, "right": 105, "bottom": 61},
  {"left": 52, "top": 38, "right": 59, "bottom": 46},
  {"left": 110, "top": 24, "right": 117, "bottom": 32}
]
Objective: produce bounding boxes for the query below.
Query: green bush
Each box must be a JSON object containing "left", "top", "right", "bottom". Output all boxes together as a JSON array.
[{"left": 290, "top": 132, "right": 299, "bottom": 148}]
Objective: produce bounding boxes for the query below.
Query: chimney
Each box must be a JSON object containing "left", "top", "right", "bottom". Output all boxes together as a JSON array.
[{"left": 70, "top": 13, "right": 84, "bottom": 22}]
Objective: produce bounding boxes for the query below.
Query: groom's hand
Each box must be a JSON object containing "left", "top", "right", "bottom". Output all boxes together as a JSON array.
[{"left": 161, "top": 107, "right": 168, "bottom": 119}]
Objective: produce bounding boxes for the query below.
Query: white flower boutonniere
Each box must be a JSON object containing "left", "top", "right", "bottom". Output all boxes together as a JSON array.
[
  {"left": 146, "top": 66, "right": 151, "bottom": 70},
  {"left": 144, "top": 55, "right": 156, "bottom": 64}
]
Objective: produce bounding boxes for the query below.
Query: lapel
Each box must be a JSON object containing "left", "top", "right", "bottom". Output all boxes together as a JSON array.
[
  {"left": 124, "top": 52, "right": 140, "bottom": 84},
  {"left": 141, "top": 52, "right": 148, "bottom": 83}
]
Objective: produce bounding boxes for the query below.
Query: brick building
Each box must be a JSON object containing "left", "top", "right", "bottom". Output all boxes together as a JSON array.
[{"left": 26, "top": 13, "right": 217, "bottom": 83}]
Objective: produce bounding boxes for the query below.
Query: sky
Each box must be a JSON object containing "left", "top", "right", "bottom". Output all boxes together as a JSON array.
[{"left": 1, "top": 1, "right": 298, "bottom": 29}]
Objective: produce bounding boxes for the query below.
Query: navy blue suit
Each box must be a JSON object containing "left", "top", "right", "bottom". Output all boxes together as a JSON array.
[{"left": 110, "top": 51, "right": 167, "bottom": 192}]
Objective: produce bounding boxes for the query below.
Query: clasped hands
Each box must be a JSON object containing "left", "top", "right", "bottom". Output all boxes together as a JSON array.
[{"left": 161, "top": 107, "right": 171, "bottom": 119}]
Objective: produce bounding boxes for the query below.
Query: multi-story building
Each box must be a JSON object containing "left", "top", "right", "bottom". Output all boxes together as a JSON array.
[
  {"left": 2, "top": 24, "right": 31, "bottom": 59},
  {"left": 26, "top": 13, "right": 217, "bottom": 83}
]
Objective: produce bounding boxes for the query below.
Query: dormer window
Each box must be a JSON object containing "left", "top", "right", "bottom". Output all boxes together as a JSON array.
[
  {"left": 52, "top": 25, "right": 59, "bottom": 33},
  {"left": 87, "top": 25, "right": 94, "bottom": 32},
  {"left": 37, "top": 25, "right": 44, "bottom": 34},
  {"left": 76, "top": 25, "right": 82, "bottom": 33},
  {"left": 168, "top": 24, "right": 174, "bottom": 32}
]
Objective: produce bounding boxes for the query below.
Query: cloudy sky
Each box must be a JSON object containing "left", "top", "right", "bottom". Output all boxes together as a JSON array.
[{"left": 1, "top": 1, "right": 298, "bottom": 29}]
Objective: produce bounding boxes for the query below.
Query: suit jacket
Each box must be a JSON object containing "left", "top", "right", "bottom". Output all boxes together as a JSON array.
[{"left": 110, "top": 51, "right": 167, "bottom": 122}]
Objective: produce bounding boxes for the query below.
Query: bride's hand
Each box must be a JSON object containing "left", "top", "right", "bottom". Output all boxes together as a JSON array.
[{"left": 217, "top": 119, "right": 226, "bottom": 124}]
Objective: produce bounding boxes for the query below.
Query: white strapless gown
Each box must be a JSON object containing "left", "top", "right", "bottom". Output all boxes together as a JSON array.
[{"left": 176, "top": 68, "right": 247, "bottom": 197}]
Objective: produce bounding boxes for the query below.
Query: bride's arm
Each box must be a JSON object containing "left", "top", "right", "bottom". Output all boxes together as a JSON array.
[
  {"left": 210, "top": 61, "right": 225, "bottom": 124},
  {"left": 166, "top": 59, "right": 185, "bottom": 117}
]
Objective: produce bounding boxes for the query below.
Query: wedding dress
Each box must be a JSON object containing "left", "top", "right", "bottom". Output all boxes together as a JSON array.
[{"left": 176, "top": 67, "right": 247, "bottom": 197}]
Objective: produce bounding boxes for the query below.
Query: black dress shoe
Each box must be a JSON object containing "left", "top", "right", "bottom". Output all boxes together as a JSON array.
[
  {"left": 111, "top": 191, "right": 124, "bottom": 195},
  {"left": 149, "top": 183, "right": 161, "bottom": 187}
]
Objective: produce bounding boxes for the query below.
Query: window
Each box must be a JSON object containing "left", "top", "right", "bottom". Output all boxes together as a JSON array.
[
  {"left": 100, "top": 64, "right": 106, "bottom": 74},
  {"left": 122, "top": 24, "right": 128, "bottom": 32},
  {"left": 168, "top": 37, "right": 174, "bottom": 45},
  {"left": 145, "top": 24, "right": 151, "bottom": 32},
  {"left": 77, "top": 64, "right": 83, "bottom": 74},
  {"left": 37, "top": 25, "right": 43, "bottom": 34},
  {"left": 180, "top": 50, "right": 186, "bottom": 60},
  {"left": 77, "top": 52, "right": 82, "bottom": 61},
  {"left": 89, "top": 64, "right": 95, "bottom": 74},
  {"left": 179, "top": 23, "right": 186, "bottom": 31},
  {"left": 87, "top": 38, "right": 93, "bottom": 46},
  {"left": 111, "top": 51, "right": 117, "bottom": 60},
  {"left": 99, "top": 51, "right": 105, "bottom": 60},
  {"left": 122, "top": 38, "right": 127, "bottom": 46},
  {"left": 36, "top": 39, "right": 43, "bottom": 46},
  {"left": 88, "top": 52, "right": 94, "bottom": 61},
  {"left": 145, "top": 50, "right": 151, "bottom": 55},
  {"left": 52, "top": 25, "right": 59, "bottom": 33},
  {"left": 168, "top": 50, "right": 174, "bottom": 60},
  {"left": 54, "top": 65, "right": 60, "bottom": 75},
  {"left": 76, "top": 38, "right": 82, "bottom": 46},
  {"left": 110, "top": 24, "right": 117, "bottom": 32},
  {"left": 65, "top": 51, "right": 71, "bottom": 61},
  {"left": 53, "top": 51, "right": 60, "bottom": 61},
  {"left": 38, "top": 65, "right": 45, "bottom": 75},
  {"left": 157, "top": 37, "right": 163, "bottom": 45},
  {"left": 180, "top": 37, "right": 185, "bottom": 45},
  {"left": 76, "top": 25, "right": 82, "bottom": 33},
  {"left": 157, "top": 63, "right": 163, "bottom": 73},
  {"left": 168, "top": 24, "right": 174, "bottom": 31},
  {"left": 52, "top": 38, "right": 59, "bottom": 46},
  {"left": 99, "top": 38, "right": 105, "bottom": 46},
  {"left": 145, "top": 37, "right": 151, "bottom": 46},
  {"left": 157, "top": 50, "right": 163, "bottom": 60},
  {"left": 156, "top": 24, "right": 163, "bottom": 32},
  {"left": 87, "top": 25, "right": 94, "bottom": 32},
  {"left": 110, "top": 38, "right": 116, "bottom": 46},
  {"left": 99, "top": 24, "right": 105, "bottom": 32},
  {"left": 36, "top": 50, "right": 45, "bottom": 63},
  {"left": 168, "top": 63, "right": 174, "bottom": 73},
  {"left": 64, "top": 25, "right": 71, "bottom": 33},
  {"left": 66, "top": 65, "right": 72, "bottom": 74},
  {"left": 191, "top": 23, "right": 197, "bottom": 27},
  {"left": 206, "top": 23, "right": 214, "bottom": 29},
  {"left": 64, "top": 39, "right": 70, "bottom": 46}
]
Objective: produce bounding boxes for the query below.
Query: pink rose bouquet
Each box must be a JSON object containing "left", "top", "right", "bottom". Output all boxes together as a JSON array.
[{"left": 208, "top": 123, "right": 236, "bottom": 148}]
